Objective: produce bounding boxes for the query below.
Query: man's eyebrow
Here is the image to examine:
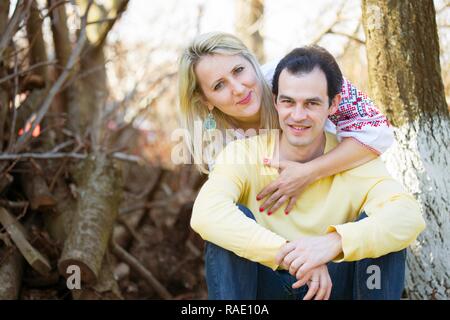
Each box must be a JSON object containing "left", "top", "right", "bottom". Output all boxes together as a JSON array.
[
  {"left": 305, "top": 97, "right": 323, "bottom": 103},
  {"left": 278, "top": 94, "right": 294, "bottom": 100}
]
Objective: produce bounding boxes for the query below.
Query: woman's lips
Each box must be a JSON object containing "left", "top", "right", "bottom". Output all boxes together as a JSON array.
[{"left": 237, "top": 91, "right": 252, "bottom": 105}]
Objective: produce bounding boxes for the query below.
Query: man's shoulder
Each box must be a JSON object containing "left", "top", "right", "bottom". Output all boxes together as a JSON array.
[{"left": 343, "top": 157, "right": 392, "bottom": 179}]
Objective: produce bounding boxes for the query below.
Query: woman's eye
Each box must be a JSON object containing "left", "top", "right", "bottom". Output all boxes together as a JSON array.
[
  {"left": 234, "top": 66, "right": 244, "bottom": 73},
  {"left": 214, "top": 82, "right": 224, "bottom": 90}
]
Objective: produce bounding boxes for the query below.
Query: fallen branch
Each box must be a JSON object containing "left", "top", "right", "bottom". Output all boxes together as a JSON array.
[
  {"left": 110, "top": 240, "right": 172, "bottom": 299},
  {"left": 0, "top": 207, "right": 51, "bottom": 275},
  {"left": 0, "top": 246, "right": 24, "bottom": 299},
  {"left": 19, "top": 162, "right": 56, "bottom": 210},
  {"left": 58, "top": 153, "right": 122, "bottom": 285}
]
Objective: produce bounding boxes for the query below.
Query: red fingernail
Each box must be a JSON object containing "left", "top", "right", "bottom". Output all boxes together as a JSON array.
[
  {"left": 256, "top": 196, "right": 261, "bottom": 201},
  {"left": 284, "top": 210, "right": 289, "bottom": 215},
  {"left": 259, "top": 207, "right": 264, "bottom": 212},
  {"left": 268, "top": 211, "right": 272, "bottom": 215}
]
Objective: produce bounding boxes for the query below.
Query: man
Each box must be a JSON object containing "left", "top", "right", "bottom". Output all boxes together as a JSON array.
[{"left": 191, "top": 46, "right": 425, "bottom": 300}]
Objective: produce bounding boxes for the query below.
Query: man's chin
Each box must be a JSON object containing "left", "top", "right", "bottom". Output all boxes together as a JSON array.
[{"left": 286, "top": 135, "right": 310, "bottom": 147}]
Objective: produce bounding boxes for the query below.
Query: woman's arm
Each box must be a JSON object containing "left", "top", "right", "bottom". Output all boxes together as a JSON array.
[
  {"left": 257, "top": 138, "right": 377, "bottom": 214},
  {"left": 328, "top": 77, "right": 394, "bottom": 154},
  {"left": 311, "top": 137, "right": 377, "bottom": 180}
]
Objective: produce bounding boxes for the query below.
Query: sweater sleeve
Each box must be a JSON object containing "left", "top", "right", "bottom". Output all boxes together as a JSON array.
[
  {"left": 190, "top": 140, "right": 287, "bottom": 270},
  {"left": 326, "top": 164, "right": 426, "bottom": 262},
  {"left": 262, "top": 60, "right": 394, "bottom": 154}
]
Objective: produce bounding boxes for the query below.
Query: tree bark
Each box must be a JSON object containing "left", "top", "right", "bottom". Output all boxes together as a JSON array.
[
  {"left": 235, "top": 0, "right": 265, "bottom": 63},
  {"left": 362, "top": 0, "right": 450, "bottom": 299},
  {"left": 26, "top": 1, "right": 49, "bottom": 82},
  {"left": 0, "top": 246, "right": 24, "bottom": 299},
  {"left": 0, "top": 0, "right": 10, "bottom": 151},
  {"left": 18, "top": 161, "right": 56, "bottom": 210},
  {"left": 71, "top": 250, "right": 123, "bottom": 300},
  {"left": 58, "top": 154, "right": 122, "bottom": 285},
  {"left": 48, "top": 0, "right": 82, "bottom": 135}
]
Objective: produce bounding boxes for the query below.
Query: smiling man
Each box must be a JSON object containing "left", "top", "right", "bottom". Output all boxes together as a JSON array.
[{"left": 191, "top": 46, "right": 426, "bottom": 300}]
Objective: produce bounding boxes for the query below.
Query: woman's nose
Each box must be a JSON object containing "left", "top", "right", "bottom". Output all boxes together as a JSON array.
[{"left": 230, "top": 80, "right": 245, "bottom": 95}]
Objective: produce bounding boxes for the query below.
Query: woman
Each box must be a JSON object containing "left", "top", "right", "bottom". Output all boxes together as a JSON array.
[{"left": 178, "top": 32, "right": 393, "bottom": 215}]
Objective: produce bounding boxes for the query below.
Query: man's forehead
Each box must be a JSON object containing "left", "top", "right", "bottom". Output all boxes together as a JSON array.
[{"left": 278, "top": 67, "right": 328, "bottom": 98}]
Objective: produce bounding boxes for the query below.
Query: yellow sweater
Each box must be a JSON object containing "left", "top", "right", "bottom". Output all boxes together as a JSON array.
[{"left": 191, "top": 133, "right": 425, "bottom": 270}]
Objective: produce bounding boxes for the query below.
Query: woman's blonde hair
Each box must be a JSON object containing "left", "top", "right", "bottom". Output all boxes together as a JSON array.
[{"left": 178, "top": 32, "right": 279, "bottom": 173}]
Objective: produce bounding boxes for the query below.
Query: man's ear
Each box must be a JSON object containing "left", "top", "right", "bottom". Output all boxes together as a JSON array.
[
  {"left": 273, "top": 94, "right": 278, "bottom": 110},
  {"left": 329, "top": 93, "right": 341, "bottom": 115}
]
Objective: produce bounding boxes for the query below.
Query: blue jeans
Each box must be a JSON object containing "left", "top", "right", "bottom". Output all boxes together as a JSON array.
[{"left": 205, "top": 205, "right": 406, "bottom": 300}]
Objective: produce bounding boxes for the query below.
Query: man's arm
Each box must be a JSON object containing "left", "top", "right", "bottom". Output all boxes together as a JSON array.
[
  {"left": 276, "top": 168, "right": 426, "bottom": 279},
  {"left": 190, "top": 140, "right": 287, "bottom": 270},
  {"left": 327, "top": 177, "right": 426, "bottom": 262}
]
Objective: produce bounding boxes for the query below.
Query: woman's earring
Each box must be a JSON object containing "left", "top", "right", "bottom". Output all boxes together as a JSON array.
[{"left": 204, "top": 111, "right": 217, "bottom": 130}]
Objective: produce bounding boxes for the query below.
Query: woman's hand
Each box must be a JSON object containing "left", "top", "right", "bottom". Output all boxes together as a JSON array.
[
  {"left": 292, "top": 264, "right": 332, "bottom": 300},
  {"left": 256, "top": 158, "right": 318, "bottom": 215}
]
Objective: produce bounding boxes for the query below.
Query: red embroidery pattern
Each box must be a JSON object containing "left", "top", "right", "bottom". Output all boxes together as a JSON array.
[{"left": 329, "top": 78, "right": 390, "bottom": 132}]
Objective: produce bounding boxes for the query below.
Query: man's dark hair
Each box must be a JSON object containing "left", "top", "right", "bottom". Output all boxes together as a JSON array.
[{"left": 272, "top": 45, "right": 343, "bottom": 106}]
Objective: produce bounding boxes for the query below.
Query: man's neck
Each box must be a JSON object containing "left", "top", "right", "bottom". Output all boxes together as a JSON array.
[{"left": 278, "top": 132, "right": 327, "bottom": 163}]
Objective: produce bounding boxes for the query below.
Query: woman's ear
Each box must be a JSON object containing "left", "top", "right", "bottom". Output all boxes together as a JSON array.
[{"left": 199, "top": 94, "right": 214, "bottom": 112}]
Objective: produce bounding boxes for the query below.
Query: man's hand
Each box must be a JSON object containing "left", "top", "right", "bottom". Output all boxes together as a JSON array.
[
  {"left": 291, "top": 264, "right": 332, "bottom": 300},
  {"left": 276, "top": 232, "right": 342, "bottom": 279}
]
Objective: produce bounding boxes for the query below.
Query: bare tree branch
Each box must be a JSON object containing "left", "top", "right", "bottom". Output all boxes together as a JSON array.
[
  {"left": 0, "top": 60, "right": 57, "bottom": 85},
  {"left": 14, "top": 0, "right": 94, "bottom": 152},
  {"left": 94, "top": 0, "right": 129, "bottom": 49},
  {"left": 0, "top": 0, "right": 32, "bottom": 62}
]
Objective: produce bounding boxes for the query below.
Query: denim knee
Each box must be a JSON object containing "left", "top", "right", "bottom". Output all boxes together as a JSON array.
[{"left": 237, "top": 204, "right": 256, "bottom": 220}]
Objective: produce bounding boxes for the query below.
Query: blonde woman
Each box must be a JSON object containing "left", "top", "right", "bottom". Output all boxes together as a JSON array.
[{"left": 178, "top": 32, "right": 393, "bottom": 215}]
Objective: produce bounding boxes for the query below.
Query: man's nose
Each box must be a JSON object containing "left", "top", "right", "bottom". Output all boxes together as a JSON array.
[{"left": 291, "top": 104, "right": 307, "bottom": 121}]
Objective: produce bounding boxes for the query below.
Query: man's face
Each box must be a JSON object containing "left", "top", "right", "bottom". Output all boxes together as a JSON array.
[{"left": 275, "top": 67, "right": 340, "bottom": 147}]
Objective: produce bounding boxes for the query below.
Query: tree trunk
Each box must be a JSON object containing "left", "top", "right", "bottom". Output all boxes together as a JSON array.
[
  {"left": 235, "top": 0, "right": 265, "bottom": 63},
  {"left": 0, "top": 0, "right": 10, "bottom": 151},
  {"left": 27, "top": 1, "right": 49, "bottom": 82},
  {"left": 362, "top": 0, "right": 450, "bottom": 299},
  {"left": 48, "top": 0, "right": 82, "bottom": 135}
]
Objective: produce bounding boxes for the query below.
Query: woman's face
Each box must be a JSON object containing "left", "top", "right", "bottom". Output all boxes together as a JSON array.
[{"left": 195, "top": 54, "right": 263, "bottom": 128}]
